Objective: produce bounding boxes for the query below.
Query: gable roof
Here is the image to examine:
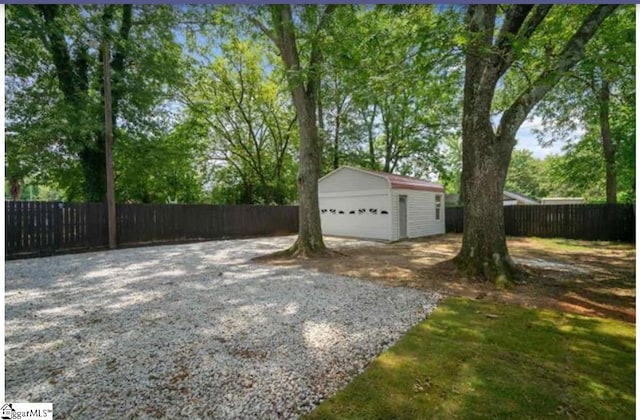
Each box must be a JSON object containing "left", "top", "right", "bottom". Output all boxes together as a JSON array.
[
  {"left": 320, "top": 166, "right": 444, "bottom": 193},
  {"left": 503, "top": 190, "right": 539, "bottom": 205}
]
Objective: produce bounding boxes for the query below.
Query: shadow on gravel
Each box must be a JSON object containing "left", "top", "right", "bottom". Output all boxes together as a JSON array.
[{"left": 5, "top": 237, "right": 434, "bottom": 418}]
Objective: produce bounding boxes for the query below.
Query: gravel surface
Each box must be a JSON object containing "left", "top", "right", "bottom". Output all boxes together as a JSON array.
[
  {"left": 6, "top": 236, "right": 440, "bottom": 418},
  {"left": 514, "top": 257, "right": 591, "bottom": 274}
]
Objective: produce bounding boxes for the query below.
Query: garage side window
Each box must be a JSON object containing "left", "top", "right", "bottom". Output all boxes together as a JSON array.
[{"left": 435, "top": 195, "right": 442, "bottom": 220}]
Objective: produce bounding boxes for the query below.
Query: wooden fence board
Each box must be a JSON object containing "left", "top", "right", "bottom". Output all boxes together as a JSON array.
[
  {"left": 12, "top": 201, "right": 630, "bottom": 259},
  {"left": 446, "top": 204, "right": 634, "bottom": 243},
  {"left": 6, "top": 201, "right": 299, "bottom": 259}
]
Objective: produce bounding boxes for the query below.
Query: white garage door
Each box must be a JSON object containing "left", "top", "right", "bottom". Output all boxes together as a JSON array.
[{"left": 319, "top": 193, "right": 390, "bottom": 240}]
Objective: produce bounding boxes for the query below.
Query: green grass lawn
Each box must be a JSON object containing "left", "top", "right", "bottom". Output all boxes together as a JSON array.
[
  {"left": 306, "top": 298, "right": 635, "bottom": 420},
  {"left": 522, "top": 236, "right": 634, "bottom": 253}
]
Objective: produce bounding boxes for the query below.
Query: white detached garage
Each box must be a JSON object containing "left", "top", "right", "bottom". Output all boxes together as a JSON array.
[{"left": 318, "top": 166, "right": 445, "bottom": 241}]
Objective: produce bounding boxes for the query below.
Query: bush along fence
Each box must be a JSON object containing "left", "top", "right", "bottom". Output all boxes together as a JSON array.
[
  {"left": 5, "top": 201, "right": 299, "bottom": 259},
  {"left": 445, "top": 204, "right": 635, "bottom": 243}
]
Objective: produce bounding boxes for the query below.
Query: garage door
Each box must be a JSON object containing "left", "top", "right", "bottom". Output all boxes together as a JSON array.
[{"left": 319, "top": 193, "right": 390, "bottom": 240}]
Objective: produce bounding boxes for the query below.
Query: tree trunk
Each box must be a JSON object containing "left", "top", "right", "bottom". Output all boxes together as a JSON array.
[
  {"left": 454, "top": 4, "right": 618, "bottom": 285},
  {"left": 362, "top": 105, "right": 377, "bottom": 169},
  {"left": 38, "top": 5, "right": 107, "bottom": 202},
  {"left": 333, "top": 111, "right": 341, "bottom": 170},
  {"left": 291, "top": 93, "right": 326, "bottom": 255},
  {"left": 269, "top": 5, "right": 332, "bottom": 257},
  {"left": 317, "top": 78, "right": 326, "bottom": 158},
  {"left": 79, "top": 137, "right": 107, "bottom": 202},
  {"left": 382, "top": 116, "right": 392, "bottom": 173},
  {"left": 8, "top": 177, "right": 23, "bottom": 201},
  {"left": 599, "top": 80, "right": 617, "bottom": 203},
  {"left": 454, "top": 5, "right": 516, "bottom": 286},
  {"left": 455, "top": 123, "right": 520, "bottom": 286}
]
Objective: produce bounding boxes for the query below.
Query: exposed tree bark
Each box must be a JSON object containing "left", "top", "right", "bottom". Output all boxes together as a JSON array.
[
  {"left": 382, "top": 114, "right": 392, "bottom": 173},
  {"left": 332, "top": 104, "right": 341, "bottom": 170},
  {"left": 263, "top": 5, "right": 337, "bottom": 257},
  {"left": 455, "top": 4, "right": 619, "bottom": 285},
  {"left": 8, "top": 177, "right": 23, "bottom": 201},
  {"left": 37, "top": 5, "right": 104, "bottom": 201},
  {"left": 317, "top": 77, "right": 327, "bottom": 171},
  {"left": 598, "top": 80, "right": 617, "bottom": 203},
  {"left": 110, "top": 4, "right": 133, "bottom": 124},
  {"left": 36, "top": 4, "right": 133, "bottom": 202},
  {"left": 363, "top": 105, "right": 377, "bottom": 170}
]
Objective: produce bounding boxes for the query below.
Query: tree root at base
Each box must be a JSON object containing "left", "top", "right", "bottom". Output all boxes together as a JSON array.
[
  {"left": 452, "top": 253, "right": 530, "bottom": 289},
  {"left": 253, "top": 240, "right": 345, "bottom": 262}
]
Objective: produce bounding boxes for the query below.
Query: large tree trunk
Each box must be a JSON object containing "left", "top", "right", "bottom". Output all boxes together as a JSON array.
[
  {"left": 454, "top": 5, "right": 519, "bottom": 286},
  {"left": 599, "top": 80, "right": 617, "bottom": 203},
  {"left": 454, "top": 4, "right": 617, "bottom": 285},
  {"left": 37, "top": 5, "right": 132, "bottom": 203},
  {"left": 455, "top": 123, "right": 520, "bottom": 285},
  {"left": 268, "top": 5, "right": 336, "bottom": 257},
  {"left": 291, "top": 89, "right": 326, "bottom": 255}
]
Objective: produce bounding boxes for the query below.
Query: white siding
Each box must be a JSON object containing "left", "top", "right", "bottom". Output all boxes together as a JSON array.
[
  {"left": 319, "top": 192, "right": 391, "bottom": 240},
  {"left": 319, "top": 167, "right": 388, "bottom": 193},
  {"left": 390, "top": 189, "right": 445, "bottom": 241}
]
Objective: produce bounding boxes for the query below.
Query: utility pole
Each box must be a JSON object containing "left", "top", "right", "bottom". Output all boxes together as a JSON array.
[{"left": 102, "top": 39, "right": 117, "bottom": 249}]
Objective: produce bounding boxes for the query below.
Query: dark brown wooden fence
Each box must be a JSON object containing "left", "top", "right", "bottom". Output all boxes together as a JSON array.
[
  {"left": 5, "top": 201, "right": 299, "bottom": 259},
  {"left": 445, "top": 204, "right": 635, "bottom": 242}
]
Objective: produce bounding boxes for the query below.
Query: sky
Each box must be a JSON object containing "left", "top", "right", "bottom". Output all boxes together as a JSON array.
[{"left": 515, "top": 117, "right": 576, "bottom": 159}]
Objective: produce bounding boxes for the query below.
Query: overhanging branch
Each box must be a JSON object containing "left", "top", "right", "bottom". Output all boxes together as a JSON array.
[{"left": 498, "top": 4, "right": 619, "bottom": 142}]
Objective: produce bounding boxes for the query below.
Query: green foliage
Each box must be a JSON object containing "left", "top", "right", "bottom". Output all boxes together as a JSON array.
[
  {"left": 435, "top": 134, "right": 463, "bottom": 194},
  {"left": 114, "top": 123, "right": 208, "bottom": 204},
  {"left": 319, "top": 5, "right": 464, "bottom": 177},
  {"left": 505, "top": 150, "right": 547, "bottom": 199},
  {"left": 182, "top": 38, "right": 299, "bottom": 204},
  {"left": 4, "top": 180, "right": 63, "bottom": 202},
  {"left": 6, "top": 5, "right": 188, "bottom": 202},
  {"left": 524, "top": 6, "right": 635, "bottom": 202},
  {"left": 5, "top": 5, "right": 631, "bottom": 207}
]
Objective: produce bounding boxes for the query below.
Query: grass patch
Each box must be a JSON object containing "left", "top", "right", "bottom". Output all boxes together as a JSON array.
[
  {"left": 306, "top": 298, "right": 635, "bottom": 420},
  {"left": 518, "top": 236, "right": 632, "bottom": 253}
]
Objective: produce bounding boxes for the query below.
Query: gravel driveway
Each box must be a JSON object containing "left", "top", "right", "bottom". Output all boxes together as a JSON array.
[{"left": 6, "top": 236, "right": 439, "bottom": 418}]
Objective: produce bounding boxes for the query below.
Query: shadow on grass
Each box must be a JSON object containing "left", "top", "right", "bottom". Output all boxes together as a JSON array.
[{"left": 306, "top": 298, "right": 636, "bottom": 420}]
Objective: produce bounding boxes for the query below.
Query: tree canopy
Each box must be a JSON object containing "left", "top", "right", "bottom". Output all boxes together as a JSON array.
[{"left": 5, "top": 4, "right": 633, "bottom": 211}]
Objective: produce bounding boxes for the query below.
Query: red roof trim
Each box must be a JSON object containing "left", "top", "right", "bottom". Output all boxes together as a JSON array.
[{"left": 356, "top": 167, "right": 444, "bottom": 193}]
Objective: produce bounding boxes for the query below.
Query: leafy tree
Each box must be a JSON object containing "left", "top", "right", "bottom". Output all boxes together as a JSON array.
[
  {"left": 6, "top": 5, "right": 185, "bottom": 202},
  {"left": 181, "top": 39, "right": 298, "bottom": 205},
  {"left": 4, "top": 179, "right": 63, "bottom": 201},
  {"left": 251, "top": 5, "right": 337, "bottom": 256},
  {"left": 319, "top": 5, "right": 463, "bottom": 177},
  {"left": 455, "top": 4, "right": 618, "bottom": 284},
  {"left": 114, "top": 119, "right": 208, "bottom": 204},
  {"left": 540, "top": 123, "right": 635, "bottom": 204},
  {"left": 504, "top": 149, "right": 547, "bottom": 199},
  {"left": 438, "top": 135, "right": 463, "bottom": 195},
  {"left": 542, "top": 140, "right": 605, "bottom": 202},
  {"left": 531, "top": 5, "right": 635, "bottom": 203}
]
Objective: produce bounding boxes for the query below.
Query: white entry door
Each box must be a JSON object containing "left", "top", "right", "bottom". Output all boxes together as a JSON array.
[{"left": 399, "top": 195, "right": 408, "bottom": 239}]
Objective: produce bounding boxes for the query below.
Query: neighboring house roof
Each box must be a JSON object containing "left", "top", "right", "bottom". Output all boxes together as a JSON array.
[
  {"left": 503, "top": 190, "right": 539, "bottom": 205},
  {"left": 322, "top": 166, "right": 444, "bottom": 193},
  {"left": 540, "top": 197, "right": 585, "bottom": 203},
  {"left": 445, "top": 193, "right": 460, "bottom": 204}
]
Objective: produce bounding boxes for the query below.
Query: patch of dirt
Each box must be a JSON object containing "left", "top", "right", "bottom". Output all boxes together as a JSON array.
[{"left": 259, "top": 234, "right": 636, "bottom": 323}]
